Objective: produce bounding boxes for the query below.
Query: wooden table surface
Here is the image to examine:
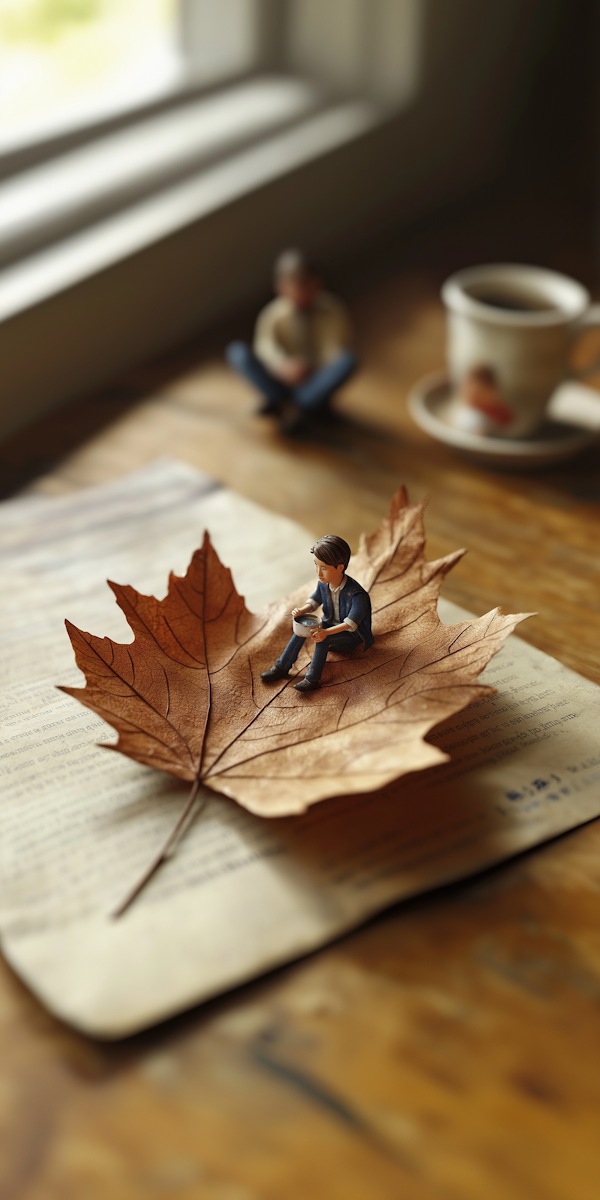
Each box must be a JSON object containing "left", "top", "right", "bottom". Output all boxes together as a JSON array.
[{"left": 1, "top": 239, "right": 600, "bottom": 1199}]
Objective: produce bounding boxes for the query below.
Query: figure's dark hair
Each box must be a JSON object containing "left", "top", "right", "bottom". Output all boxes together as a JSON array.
[
  {"left": 310, "top": 535, "right": 351, "bottom": 569},
  {"left": 274, "top": 247, "right": 319, "bottom": 281}
]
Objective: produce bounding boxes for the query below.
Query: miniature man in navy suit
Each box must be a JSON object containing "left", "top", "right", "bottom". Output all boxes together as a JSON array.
[{"left": 261, "top": 534, "right": 373, "bottom": 692}]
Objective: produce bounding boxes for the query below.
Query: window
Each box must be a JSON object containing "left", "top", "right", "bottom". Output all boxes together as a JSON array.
[
  {"left": 0, "top": 0, "right": 422, "bottom": 327},
  {"left": 0, "top": 0, "right": 427, "bottom": 440},
  {"left": 0, "top": 0, "right": 421, "bottom": 159},
  {"left": 287, "top": 0, "right": 421, "bottom": 106},
  {"left": 0, "top": 0, "right": 183, "bottom": 153}
]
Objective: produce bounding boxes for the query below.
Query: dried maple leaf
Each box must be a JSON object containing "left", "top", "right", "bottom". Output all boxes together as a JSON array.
[{"left": 61, "top": 487, "right": 530, "bottom": 913}]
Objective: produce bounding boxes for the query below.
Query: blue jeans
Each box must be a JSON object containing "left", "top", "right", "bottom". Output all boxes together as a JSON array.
[
  {"left": 226, "top": 342, "right": 357, "bottom": 413},
  {"left": 275, "top": 627, "right": 363, "bottom": 682}
]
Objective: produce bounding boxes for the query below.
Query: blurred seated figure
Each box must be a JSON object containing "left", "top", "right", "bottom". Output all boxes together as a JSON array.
[{"left": 226, "top": 249, "right": 357, "bottom": 432}]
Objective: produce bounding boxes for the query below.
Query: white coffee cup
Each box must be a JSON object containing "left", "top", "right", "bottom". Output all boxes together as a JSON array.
[
  {"left": 441, "top": 263, "right": 600, "bottom": 438},
  {"left": 292, "top": 613, "right": 322, "bottom": 638}
]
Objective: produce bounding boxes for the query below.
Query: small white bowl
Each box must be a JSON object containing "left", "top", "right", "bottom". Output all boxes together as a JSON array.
[{"left": 292, "top": 614, "right": 322, "bottom": 638}]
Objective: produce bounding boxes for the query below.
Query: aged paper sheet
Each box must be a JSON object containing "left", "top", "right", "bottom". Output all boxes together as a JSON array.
[{"left": 1, "top": 459, "right": 600, "bottom": 1037}]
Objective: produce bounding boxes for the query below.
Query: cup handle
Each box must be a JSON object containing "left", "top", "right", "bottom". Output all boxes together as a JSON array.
[{"left": 570, "top": 303, "right": 600, "bottom": 378}]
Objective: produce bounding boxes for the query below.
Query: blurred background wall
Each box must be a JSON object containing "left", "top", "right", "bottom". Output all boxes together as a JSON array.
[{"left": 0, "top": 0, "right": 597, "bottom": 440}]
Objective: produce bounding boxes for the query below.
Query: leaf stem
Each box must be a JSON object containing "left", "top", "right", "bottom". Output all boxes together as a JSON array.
[{"left": 112, "top": 776, "right": 207, "bottom": 919}]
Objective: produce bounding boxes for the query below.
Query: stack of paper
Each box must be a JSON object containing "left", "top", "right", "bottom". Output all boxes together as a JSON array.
[{"left": 1, "top": 459, "right": 599, "bottom": 1037}]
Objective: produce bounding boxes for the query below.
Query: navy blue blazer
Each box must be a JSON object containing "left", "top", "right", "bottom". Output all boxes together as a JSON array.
[{"left": 309, "top": 574, "right": 374, "bottom": 650}]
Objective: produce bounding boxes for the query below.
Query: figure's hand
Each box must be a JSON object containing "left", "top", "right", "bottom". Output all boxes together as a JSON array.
[
  {"left": 275, "top": 358, "right": 311, "bottom": 385},
  {"left": 291, "top": 604, "right": 312, "bottom": 618},
  {"left": 310, "top": 628, "right": 328, "bottom": 643}
]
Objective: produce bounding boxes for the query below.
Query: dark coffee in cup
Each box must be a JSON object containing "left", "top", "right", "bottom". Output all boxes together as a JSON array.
[
  {"left": 296, "top": 615, "right": 318, "bottom": 628},
  {"left": 465, "top": 287, "right": 556, "bottom": 314}
]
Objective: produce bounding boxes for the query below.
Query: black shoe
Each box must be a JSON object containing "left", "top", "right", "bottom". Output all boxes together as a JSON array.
[
  {"left": 313, "top": 403, "right": 339, "bottom": 425},
  {"left": 294, "top": 677, "right": 320, "bottom": 692},
  {"left": 260, "top": 666, "right": 290, "bottom": 682},
  {"left": 257, "top": 398, "right": 282, "bottom": 416},
  {"left": 279, "top": 399, "right": 304, "bottom": 436}
]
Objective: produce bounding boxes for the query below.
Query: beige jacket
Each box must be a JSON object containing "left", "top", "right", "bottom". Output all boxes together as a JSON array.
[{"left": 253, "top": 291, "right": 352, "bottom": 372}]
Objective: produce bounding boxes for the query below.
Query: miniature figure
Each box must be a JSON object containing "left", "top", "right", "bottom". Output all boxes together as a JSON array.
[
  {"left": 226, "top": 248, "right": 357, "bottom": 433},
  {"left": 261, "top": 534, "right": 373, "bottom": 692}
]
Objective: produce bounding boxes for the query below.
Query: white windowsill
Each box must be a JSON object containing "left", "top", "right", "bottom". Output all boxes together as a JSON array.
[
  {"left": 0, "top": 77, "right": 324, "bottom": 265},
  {"left": 0, "top": 76, "right": 378, "bottom": 326}
]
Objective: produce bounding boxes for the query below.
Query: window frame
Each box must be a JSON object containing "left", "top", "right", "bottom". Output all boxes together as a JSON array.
[{"left": 0, "top": 0, "right": 421, "bottom": 182}]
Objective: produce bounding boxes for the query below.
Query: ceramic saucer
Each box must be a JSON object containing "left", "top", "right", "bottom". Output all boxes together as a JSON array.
[{"left": 408, "top": 372, "right": 598, "bottom": 468}]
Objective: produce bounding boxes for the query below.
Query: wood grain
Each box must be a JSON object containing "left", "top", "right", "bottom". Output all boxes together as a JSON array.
[{"left": 1, "top": 236, "right": 599, "bottom": 1198}]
